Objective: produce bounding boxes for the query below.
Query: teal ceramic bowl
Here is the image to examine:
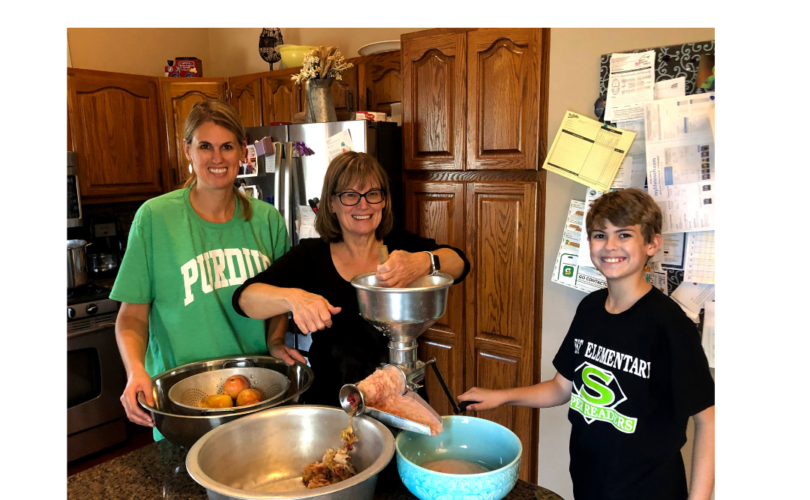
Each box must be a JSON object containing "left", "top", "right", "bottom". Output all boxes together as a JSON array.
[{"left": 395, "top": 415, "right": 522, "bottom": 500}]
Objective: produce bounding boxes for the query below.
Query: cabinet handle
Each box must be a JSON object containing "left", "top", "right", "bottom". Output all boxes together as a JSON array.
[
  {"left": 366, "top": 88, "right": 372, "bottom": 111},
  {"left": 171, "top": 169, "right": 177, "bottom": 186},
  {"left": 346, "top": 90, "right": 353, "bottom": 113}
]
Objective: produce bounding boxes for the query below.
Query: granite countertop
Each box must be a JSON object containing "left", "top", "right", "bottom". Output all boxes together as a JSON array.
[{"left": 68, "top": 440, "right": 564, "bottom": 500}]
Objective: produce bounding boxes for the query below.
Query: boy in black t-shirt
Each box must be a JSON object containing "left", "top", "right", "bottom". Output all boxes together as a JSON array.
[{"left": 459, "top": 189, "right": 715, "bottom": 500}]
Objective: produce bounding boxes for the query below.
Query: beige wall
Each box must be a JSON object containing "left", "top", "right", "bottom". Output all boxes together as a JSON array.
[
  {"left": 68, "top": 28, "right": 421, "bottom": 78},
  {"left": 540, "top": 27, "right": 715, "bottom": 500},
  {"left": 209, "top": 28, "right": 422, "bottom": 77},
  {"left": 67, "top": 28, "right": 212, "bottom": 77}
]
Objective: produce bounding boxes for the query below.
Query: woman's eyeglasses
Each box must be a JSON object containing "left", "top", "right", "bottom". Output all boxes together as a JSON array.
[{"left": 335, "top": 189, "right": 385, "bottom": 206}]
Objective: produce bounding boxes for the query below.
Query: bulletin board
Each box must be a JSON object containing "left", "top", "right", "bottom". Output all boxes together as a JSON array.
[{"left": 598, "top": 40, "right": 716, "bottom": 122}]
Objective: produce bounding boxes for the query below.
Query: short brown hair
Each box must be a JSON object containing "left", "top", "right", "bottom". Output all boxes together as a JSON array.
[
  {"left": 315, "top": 152, "right": 393, "bottom": 243},
  {"left": 586, "top": 188, "right": 662, "bottom": 244},
  {"left": 182, "top": 100, "right": 253, "bottom": 221}
]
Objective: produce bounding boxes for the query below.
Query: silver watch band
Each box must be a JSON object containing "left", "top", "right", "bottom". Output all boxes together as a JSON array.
[{"left": 423, "top": 251, "right": 436, "bottom": 275}]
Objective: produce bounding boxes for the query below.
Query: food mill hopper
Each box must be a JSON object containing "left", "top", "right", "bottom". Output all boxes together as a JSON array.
[{"left": 351, "top": 272, "right": 453, "bottom": 368}]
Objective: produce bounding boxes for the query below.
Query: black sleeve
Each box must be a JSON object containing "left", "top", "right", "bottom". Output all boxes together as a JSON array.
[
  {"left": 231, "top": 240, "right": 317, "bottom": 317},
  {"left": 664, "top": 307, "right": 715, "bottom": 417},
  {"left": 384, "top": 228, "right": 471, "bottom": 285}
]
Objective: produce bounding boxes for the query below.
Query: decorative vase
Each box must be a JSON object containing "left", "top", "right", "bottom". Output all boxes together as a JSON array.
[{"left": 305, "top": 78, "right": 337, "bottom": 123}]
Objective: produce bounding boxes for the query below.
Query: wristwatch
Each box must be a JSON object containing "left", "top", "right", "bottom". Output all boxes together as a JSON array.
[{"left": 423, "top": 251, "right": 441, "bottom": 275}]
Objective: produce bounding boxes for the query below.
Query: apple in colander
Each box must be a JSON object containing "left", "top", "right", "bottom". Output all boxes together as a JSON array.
[
  {"left": 202, "top": 394, "right": 234, "bottom": 408},
  {"left": 222, "top": 375, "right": 250, "bottom": 398},
  {"left": 236, "top": 388, "right": 262, "bottom": 407}
]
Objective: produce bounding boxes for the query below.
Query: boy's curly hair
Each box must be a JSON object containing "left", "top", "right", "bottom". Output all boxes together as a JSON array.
[{"left": 586, "top": 188, "right": 662, "bottom": 244}]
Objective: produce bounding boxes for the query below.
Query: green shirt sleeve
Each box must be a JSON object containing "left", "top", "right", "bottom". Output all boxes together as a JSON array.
[{"left": 110, "top": 204, "right": 154, "bottom": 304}]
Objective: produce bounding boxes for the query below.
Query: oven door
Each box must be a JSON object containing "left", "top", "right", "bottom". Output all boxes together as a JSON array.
[{"left": 67, "top": 324, "right": 126, "bottom": 436}]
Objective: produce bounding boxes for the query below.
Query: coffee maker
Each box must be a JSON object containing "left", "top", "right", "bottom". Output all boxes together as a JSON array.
[{"left": 86, "top": 218, "right": 124, "bottom": 279}]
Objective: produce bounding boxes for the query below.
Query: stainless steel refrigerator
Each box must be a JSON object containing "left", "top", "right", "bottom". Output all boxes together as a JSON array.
[{"left": 244, "top": 121, "right": 403, "bottom": 246}]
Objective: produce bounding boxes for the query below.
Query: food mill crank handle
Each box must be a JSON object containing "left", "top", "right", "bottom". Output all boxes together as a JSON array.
[{"left": 425, "top": 358, "right": 463, "bottom": 415}]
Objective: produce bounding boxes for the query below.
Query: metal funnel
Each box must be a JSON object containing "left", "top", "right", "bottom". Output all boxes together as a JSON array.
[{"left": 351, "top": 272, "right": 453, "bottom": 344}]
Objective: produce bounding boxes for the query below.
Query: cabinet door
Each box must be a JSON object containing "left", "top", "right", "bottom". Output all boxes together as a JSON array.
[
  {"left": 358, "top": 51, "right": 401, "bottom": 116},
  {"left": 402, "top": 32, "right": 466, "bottom": 171},
  {"left": 261, "top": 72, "right": 302, "bottom": 124},
  {"left": 68, "top": 69, "right": 164, "bottom": 201},
  {"left": 467, "top": 29, "right": 546, "bottom": 170},
  {"left": 229, "top": 74, "right": 263, "bottom": 128},
  {"left": 161, "top": 79, "right": 228, "bottom": 190},
  {"left": 331, "top": 65, "right": 358, "bottom": 120},
  {"left": 465, "top": 181, "right": 538, "bottom": 482},
  {"left": 406, "top": 181, "right": 465, "bottom": 416}
]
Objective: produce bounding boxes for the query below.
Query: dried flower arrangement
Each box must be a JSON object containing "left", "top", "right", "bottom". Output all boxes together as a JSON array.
[{"left": 291, "top": 46, "right": 354, "bottom": 85}]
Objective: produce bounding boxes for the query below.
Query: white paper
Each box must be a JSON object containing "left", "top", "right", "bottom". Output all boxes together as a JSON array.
[
  {"left": 551, "top": 200, "right": 608, "bottom": 293},
  {"left": 650, "top": 233, "right": 685, "bottom": 268},
  {"left": 670, "top": 282, "right": 715, "bottom": 322},
  {"left": 683, "top": 231, "right": 715, "bottom": 284},
  {"left": 326, "top": 129, "right": 354, "bottom": 162},
  {"left": 645, "top": 93, "right": 715, "bottom": 233},
  {"left": 265, "top": 154, "right": 276, "bottom": 174},
  {"left": 605, "top": 51, "right": 656, "bottom": 122},
  {"left": 297, "top": 205, "right": 319, "bottom": 240},
  {"left": 577, "top": 188, "right": 603, "bottom": 269},
  {"left": 653, "top": 77, "right": 686, "bottom": 100},
  {"left": 703, "top": 301, "right": 715, "bottom": 368}
]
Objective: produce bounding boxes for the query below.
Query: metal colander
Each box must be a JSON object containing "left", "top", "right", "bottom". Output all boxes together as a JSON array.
[{"left": 168, "top": 367, "right": 290, "bottom": 416}]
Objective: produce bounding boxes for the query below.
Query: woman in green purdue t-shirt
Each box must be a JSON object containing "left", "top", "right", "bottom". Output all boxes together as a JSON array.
[{"left": 110, "top": 101, "right": 292, "bottom": 437}]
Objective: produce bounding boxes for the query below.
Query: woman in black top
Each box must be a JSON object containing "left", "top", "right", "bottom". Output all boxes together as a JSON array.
[{"left": 232, "top": 152, "right": 469, "bottom": 406}]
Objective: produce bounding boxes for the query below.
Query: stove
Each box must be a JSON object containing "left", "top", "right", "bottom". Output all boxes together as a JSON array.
[
  {"left": 67, "top": 283, "right": 126, "bottom": 461},
  {"left": 67, "top": 284, "right": 119, "bottom": 333}
]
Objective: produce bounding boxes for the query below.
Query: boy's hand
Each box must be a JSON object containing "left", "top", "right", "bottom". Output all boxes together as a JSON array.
[{"left": 458, "top": 387, "right": 508, "bottom": 412}]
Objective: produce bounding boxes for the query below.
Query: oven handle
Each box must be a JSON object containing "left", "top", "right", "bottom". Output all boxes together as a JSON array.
[{"left": 67, "top": 322, "right": 117, "bottom": 339}]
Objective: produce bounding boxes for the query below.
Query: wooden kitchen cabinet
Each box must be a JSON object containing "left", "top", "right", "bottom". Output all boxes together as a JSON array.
[
  {"left": 464, "top": 181, "right": 539, "bottom": 481},
  {"left": 467, "top": 29, "right": 547, "bottom": 170},
  {"left": 161, "top": 79, "right": 228, "bottom": 190},
  {"left": 406, "top": 181, "right": 466, "bottom": 417},
  {"left": 356, "top": 50, "right": 402, "bottom": 116},
  {"left": 261, "top": 68, "right": 303, "bottom": 124},
  {"left": 402, "top": 31, "right": 467, "bottom": 171},
  {"left": 228, "top": 74, "right": 263, "bottom": 128},
  {"left": 401, "top": 28, "right": 550, "bottom": 484},
  {"left": 67, "top": 68, "right": 165, "bottom": 202}
]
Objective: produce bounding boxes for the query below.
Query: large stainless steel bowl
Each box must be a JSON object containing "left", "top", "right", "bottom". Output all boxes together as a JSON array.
[
  {"left": 137, "top": 356, "right": 313, "bottom": 449},
  {"left": 351, "top": 272, "right": 453, "bottom": 343},
  {"left": 186, "top": 406, "right": 395, "bottom": 500}
]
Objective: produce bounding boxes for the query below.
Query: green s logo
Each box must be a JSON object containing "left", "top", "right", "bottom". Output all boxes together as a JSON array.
[{"left": 580, "top": 366, "right": 615, "bottom": 406}]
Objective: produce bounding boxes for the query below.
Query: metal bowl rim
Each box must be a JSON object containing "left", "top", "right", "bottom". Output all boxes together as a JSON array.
[
  {"left": 350, "top": 272, "right": 454, "bottom": 292},
  {"left": 185, "top": 405, "right": 396, "bottom": 499},
  {"left": 137, "top": 356, "right": 313, "bottom": 420},
  {"left": 394, "top": 415, "right": 523, "bottom": 477}
]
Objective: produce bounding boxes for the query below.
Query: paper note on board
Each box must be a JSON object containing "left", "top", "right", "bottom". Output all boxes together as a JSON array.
[
  {"left": 653, "top": 77, "right": 686, "bottom": 100},
  {"left": 551, "top": 200, "right": 608, "bottom": 293},
  {"left": 542, "top": 111, "right": 636, "bottom": 191},
  {"left": 605, "top": 50, "right": 656, "bottom": 122},
  {"left": 326, "top": 129, "right": 354, "bottom": 162},
  {"left": 670, "top": 282, "right": 715, "bottom": 322},
  {"left": 645, "top": 93, "right": 716, "bottom": 233}
]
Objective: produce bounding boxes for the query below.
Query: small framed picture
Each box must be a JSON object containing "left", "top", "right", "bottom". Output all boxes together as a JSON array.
[
  {"left": 703, "top": 198, "right": 712, "bottom": 205},
  {"left": 701, "top": 151, "right": 710, "bottom": 158},
  {"left": 242, "top": 185, "right": 259, "bottom": 199},
  {"left": 240, "top": 145, "right": 258, "bottom": 176},
  {"left": 700, "top": 145, "right": 709, "bottom": 152},
  {"left": 702, "top": 173, "right": 711, "bottom": 180},
  {"left": 702, "top": 185, "right": 712, "bottom": 191}
]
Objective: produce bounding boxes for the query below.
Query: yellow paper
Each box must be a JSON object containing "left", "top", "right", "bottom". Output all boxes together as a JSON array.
[{"left": 542, "top": 111, "right": 637, "bottom": 191}]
